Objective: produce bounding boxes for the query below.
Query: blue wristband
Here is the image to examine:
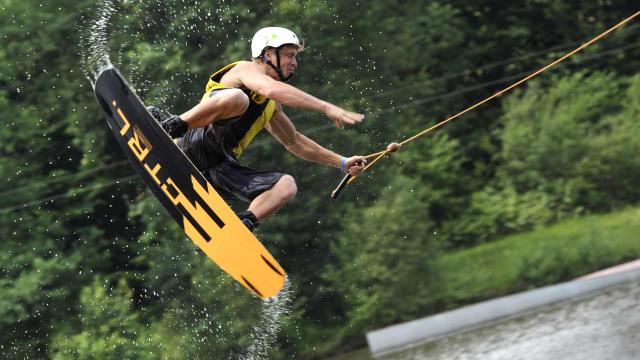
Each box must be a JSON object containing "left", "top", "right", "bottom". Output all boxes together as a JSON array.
[{"left": 340, "top": 157, "right": 346, "bottom": 173}]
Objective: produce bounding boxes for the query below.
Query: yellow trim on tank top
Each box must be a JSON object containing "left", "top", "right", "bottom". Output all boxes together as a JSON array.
[
  {"left": 202, "top": 61, "right": 243, "bottom": 99},
  {"left": 231, "top": 100, "right": 275, "bottom": 157}
]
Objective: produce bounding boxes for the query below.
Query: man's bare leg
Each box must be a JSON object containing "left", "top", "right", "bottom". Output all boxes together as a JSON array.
[
  {"left": 180, "top": 88, "right": 249, "bottom": 128},
  {"left": 248, "top": 175, "right": 297, "bottom": 221}
]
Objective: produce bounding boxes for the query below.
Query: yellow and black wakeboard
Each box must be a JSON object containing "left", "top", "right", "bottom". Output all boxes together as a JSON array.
[{"left": 94, "top": 66, "right": 285, "bottom": 298}]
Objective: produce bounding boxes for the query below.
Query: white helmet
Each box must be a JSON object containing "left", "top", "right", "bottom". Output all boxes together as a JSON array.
[{"left": 251, "top": 27, "right": 301, "bottom": 58}]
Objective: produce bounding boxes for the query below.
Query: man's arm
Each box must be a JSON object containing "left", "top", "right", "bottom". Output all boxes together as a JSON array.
[
  {"left": 233, "top": 62, "right": 364, "bottom": 129},
  {"left": 265, "top": 106, "right": 366, "bottom": 174}
]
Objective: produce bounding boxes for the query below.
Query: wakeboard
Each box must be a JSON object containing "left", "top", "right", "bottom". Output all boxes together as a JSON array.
[{"left": 94, "top": 66, "right": 285, "bottom": 298}]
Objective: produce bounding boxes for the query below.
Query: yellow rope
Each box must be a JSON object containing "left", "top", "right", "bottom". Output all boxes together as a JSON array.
[{"left": 347, "top": 10, "right": 640, "bottom": 186}]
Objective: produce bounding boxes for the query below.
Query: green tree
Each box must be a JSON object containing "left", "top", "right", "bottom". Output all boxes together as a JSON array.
[
  {"left": 500, "top": 72, "right": 636, "bottom": 212},
  {"left": 51, "top": 276, "right": 161, "bottom": 359},
  {"left": 450, "top": 72, "right": 640, "bottom": 247}
]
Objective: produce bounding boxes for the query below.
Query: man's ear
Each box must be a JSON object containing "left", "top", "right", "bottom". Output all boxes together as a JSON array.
[{"left": 263, "top": 48, "right": 275, "bottom": 62}]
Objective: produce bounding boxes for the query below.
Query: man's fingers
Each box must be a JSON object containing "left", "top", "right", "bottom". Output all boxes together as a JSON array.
[
  {"left": 332, "top": 110, "right": 363, "bottom": 128},
  {"left": 339, "top": 117, "right": 360, "bottom": 126},
  {"left": 346, "top": 112, "right": 364, "bottom": 124},
  {"left": 347, "top": 157, "right": 367, "bottom": 167}
]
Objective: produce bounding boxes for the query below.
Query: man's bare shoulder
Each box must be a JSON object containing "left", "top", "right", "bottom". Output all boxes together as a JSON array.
[
  {"left": 228, "top": 61, "right": 266, "bottom": 74},
  {"left": 221, "top": 61, "right": 267, "bottom": 87}
]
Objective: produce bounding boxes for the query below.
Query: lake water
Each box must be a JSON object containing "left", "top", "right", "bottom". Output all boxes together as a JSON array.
[{"left": 331, "top": 282, "right": 640, "bottom": 360}]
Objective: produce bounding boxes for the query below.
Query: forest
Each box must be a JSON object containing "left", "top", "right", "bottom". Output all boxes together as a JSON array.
[{"left": 2, "top": 1, "right": 639, "bottom": 358}]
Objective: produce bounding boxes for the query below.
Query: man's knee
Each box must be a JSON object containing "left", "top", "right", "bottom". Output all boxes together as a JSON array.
[
  {"left": 278, "top": 175, "right": 297, "bottom": 201},
  {"left": 201, "top": 89, "right": 249, "bottom": 118},
  {"left": 219, "top": 89, "right": 249, "bottom": 116}
]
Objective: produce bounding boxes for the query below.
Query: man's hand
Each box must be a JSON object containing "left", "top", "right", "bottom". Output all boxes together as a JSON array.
[
  {"left": 325, "top": 104, "right": 364, "bottom": 129},
  {"left": 344, "top": 156, "right": 367, "bottom": 176}
]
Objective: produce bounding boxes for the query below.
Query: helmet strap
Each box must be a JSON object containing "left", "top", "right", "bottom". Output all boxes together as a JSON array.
[{"left": 260, "top": 47, "right": 293, "bottom": 82}]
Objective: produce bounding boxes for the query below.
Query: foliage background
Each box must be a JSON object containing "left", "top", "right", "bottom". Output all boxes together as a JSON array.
[{"left": 1, "top": 0, "right": 639, "bottom": 358}]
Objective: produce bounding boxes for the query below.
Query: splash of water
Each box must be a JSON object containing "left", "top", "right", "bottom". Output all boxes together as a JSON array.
[
  {"left": 80, "top": 0, "right": 116, "bottom": 87},
  {"left": 236, "top": 278, "right": 293, "bottom": 360}
]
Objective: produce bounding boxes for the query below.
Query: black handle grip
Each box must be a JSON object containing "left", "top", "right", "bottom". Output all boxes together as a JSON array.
[{"left": 331, "top": 173, "right": 353, "bottom": 199}]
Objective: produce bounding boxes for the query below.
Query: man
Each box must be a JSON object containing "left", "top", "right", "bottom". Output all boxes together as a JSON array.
[{"left": 150, "top": 27, "right": 366, "bottom": 232}]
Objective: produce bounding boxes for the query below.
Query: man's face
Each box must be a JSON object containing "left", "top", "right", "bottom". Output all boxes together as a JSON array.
[{"left": 265, "top": 45, "right": 298, "bottom": 78}]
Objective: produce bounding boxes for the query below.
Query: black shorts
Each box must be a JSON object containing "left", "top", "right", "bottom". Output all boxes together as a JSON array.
[
  {"left": 206, "top": 160, "right": 285, "bottom": 203},
  {"left": 179, "top": 130, "right": 285, "bottom": 203}
]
